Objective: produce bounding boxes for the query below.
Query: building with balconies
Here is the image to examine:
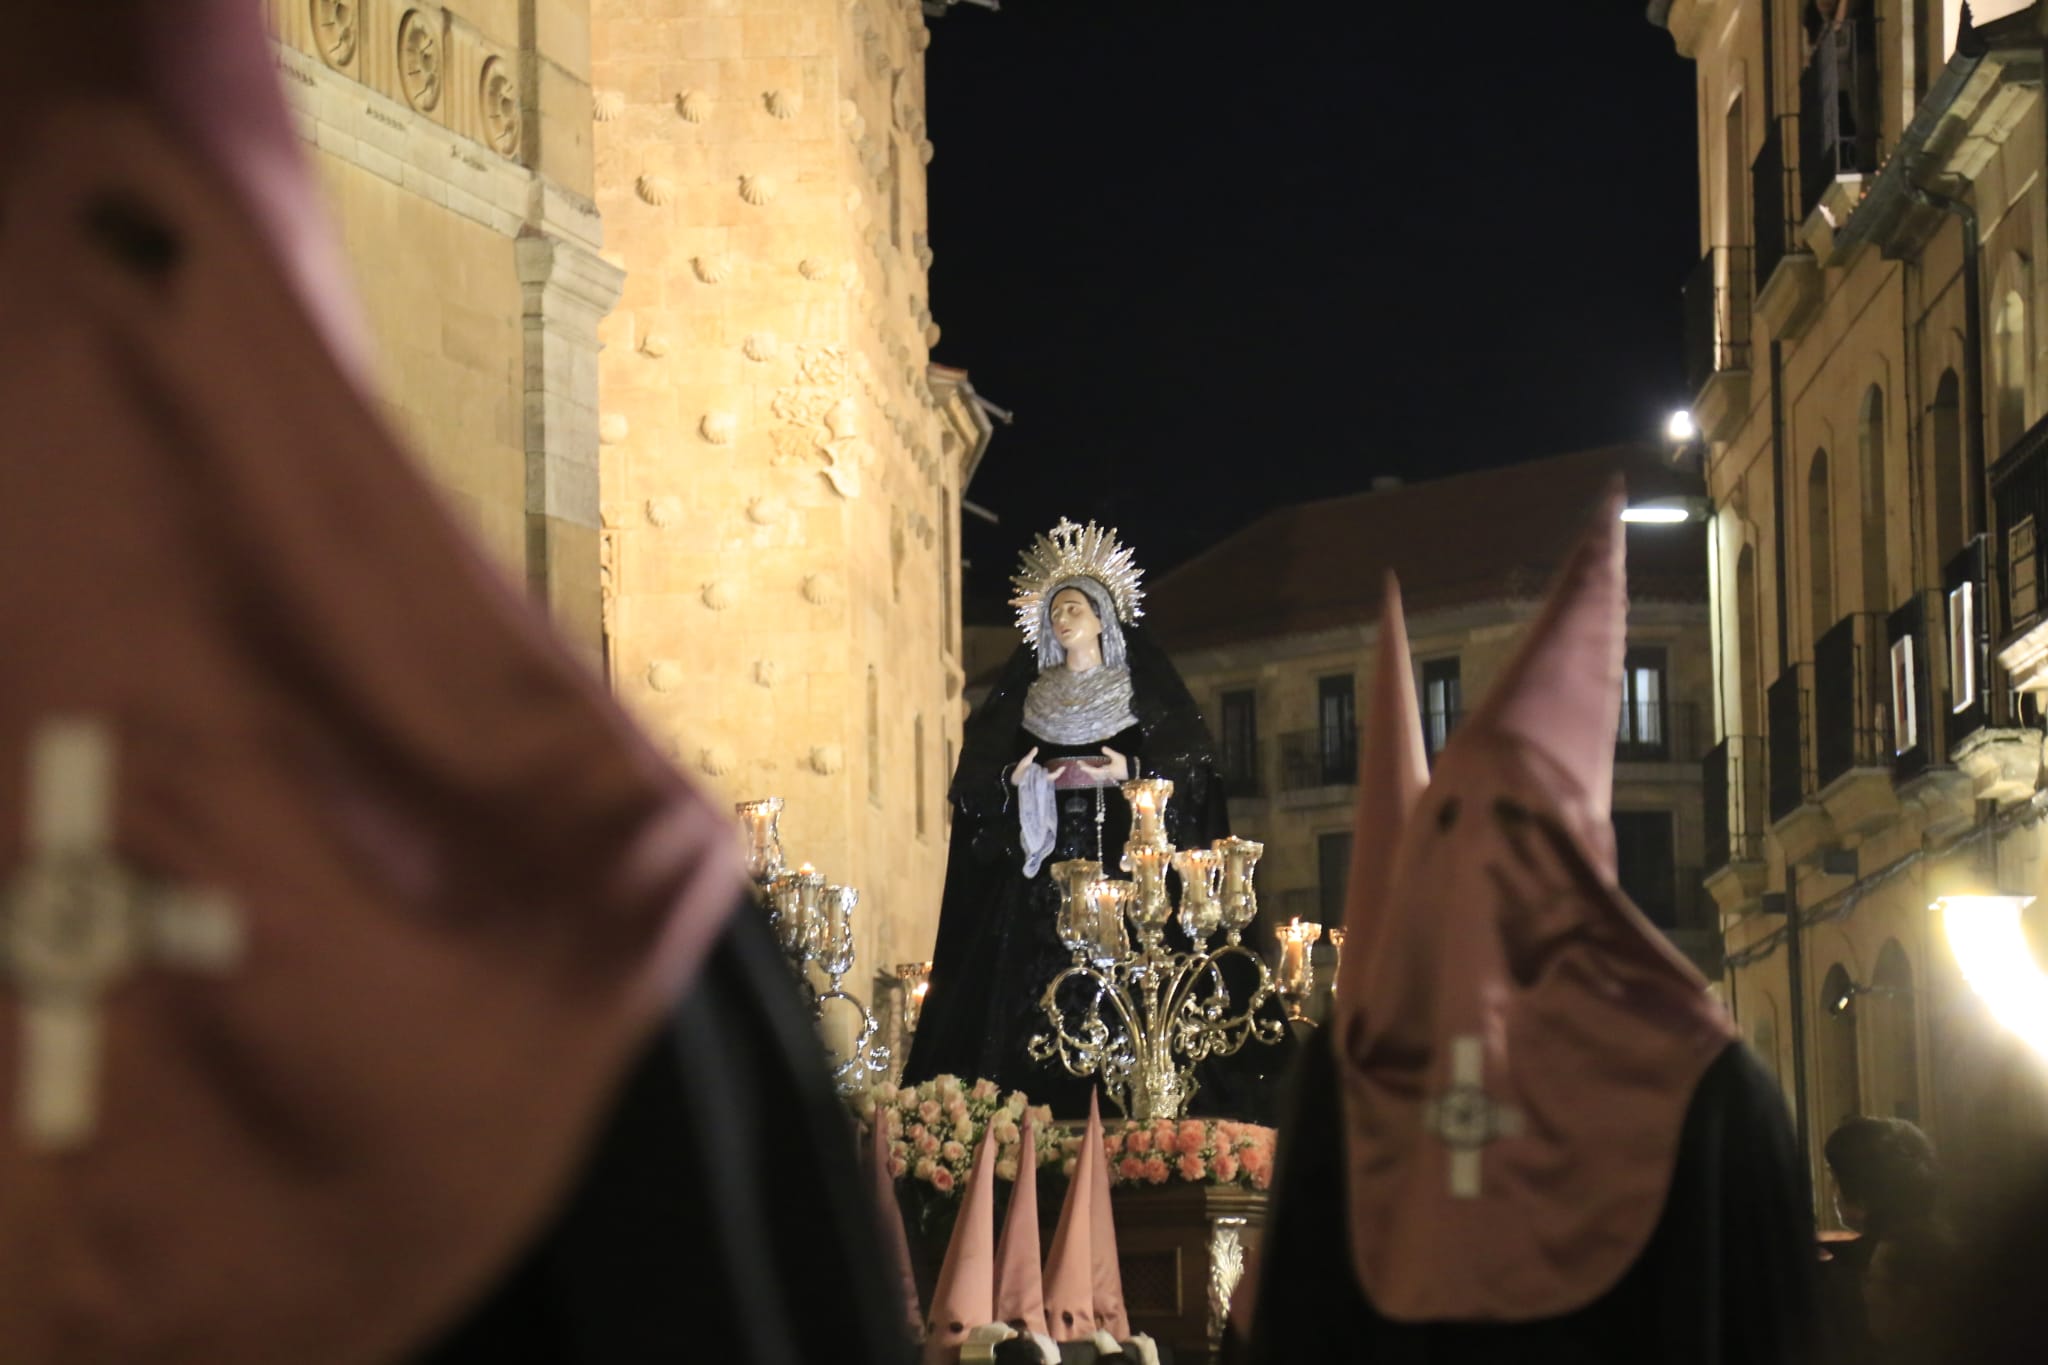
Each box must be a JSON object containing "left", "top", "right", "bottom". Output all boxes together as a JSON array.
[
  {"left": 1654, "top": 0, "right": 2048, "bottom": 1227},
  {"left": 1144, "top": 445, "right": 1718, "bottom": 984}
]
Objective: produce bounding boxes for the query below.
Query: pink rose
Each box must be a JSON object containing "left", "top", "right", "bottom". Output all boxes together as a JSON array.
[
  {"left": 996, "top": 1157, "right": 1020, "bottom": 1181},
  {"left": 942, "top": 1141, "right": 967, "bottom": 1163},
  {"left": 952, "top": 1116, "right": 975, "bottom": 1143},
  {"left": 1127, "top": 1130, "right": 1152, "bottom": 1156},
  {"left": 937, "top": 1076, "right": 964, "bottom": 1103},
  {"left": 1031, "top": 1104, "right": 1053, "bottom": 1128},
  {"left": 884, "top": 1109, "right": 903, "bottom": 1139},
  {"left": 1212, "top": 1152, "right": 1239, "bottom": 1182},
  {"left": 1215, "top": 1120, "right": 1241, "bottom": 1145},
  {"left": 1177, "top": 1153, "right": 1206, "bottom": 1182},
  {"left": 919, "top": 1100, "right": 942, "bottom": 1124},
  {"left": 970, "top": 1078, "right": 1000, "bottom": 1101},
  {"left": 1118, "top": 1156, "right": 1147, "bottom": 1182},
  {"left": 931, "top": 1166, "right": 956, "bottom": 1193},
  {"left": 945, "top": 1096, "right": 969, "bottom": 1122},
  {"left": 916, "top": 1131, "right": 941, "bottom": 1156},
  {"left": 1007, "top": 1092, "right": 1029, "bottom": 1117},
  {"left": 1142, "top": 1155, "right": 1170, "bottom": 1185},
  {"left": 1104, "top": 1133, "right": 1125, "bottom": 1159},
  {"left": 990, "top": 1116, "right": 1019, "bottom": 1146},
  {"left": 889, "top": 1156, "right": 908, "bottom": 1178},
  {"left": 1176, "top": 1121, "right": 1206, "bottom": 1157},
  {"left": 905, "top": 1121, "right": 925, "bottom": 1141},
  {"left": 914, "top": 1157, "right": 935, "bottom": 1182},
  {"left": 1151, "top": 1120, "right": 1177, "bottom": 1152}
]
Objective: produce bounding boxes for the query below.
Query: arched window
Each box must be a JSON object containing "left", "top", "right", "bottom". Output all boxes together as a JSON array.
[
  {"left": 1867, "top": 939, "right": 1921, "bottom": 1122},
  {"left": 1809, "top": 449, "right": 1835, "bottom": 641},
  {"left": 1994, "top": 282, "right": 2030, "bottom": 455},
  {"left": 1736, "top": 543, "right": 1762, "bottom": 734},
  {"left": 1819, "top": 961, "right": 1864, "bottom": 1163},
  {"left": 866, "top": 666, "right": 882, "bottom": 806},
  {"left": 1860, "top": 385, "right": 1889, "bottom": 610},
  {"left": 1931, "top": 368, "right": 1964, "bottom": 565},
  {"left": 914, "top": 714, "right": 927, "bottom": 839}
]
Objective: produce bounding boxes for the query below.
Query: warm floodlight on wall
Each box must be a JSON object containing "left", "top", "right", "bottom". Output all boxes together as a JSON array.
[
  {"left": 1666, "top": 409, "right": 1698, "bottom": 443},
  {"left": 1931, "top": 892, "right": 2048, "bottom": 1062}
]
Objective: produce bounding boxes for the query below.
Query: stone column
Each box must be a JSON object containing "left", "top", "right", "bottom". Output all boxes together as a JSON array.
[{"left": 517, "top": 182, "right": 623, "bottom": 666}]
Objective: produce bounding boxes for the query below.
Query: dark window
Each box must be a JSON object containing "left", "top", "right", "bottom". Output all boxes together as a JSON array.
[
  {"left": 1421, "top": 657, "right": 1461, "bottom": 757},
  {"left": 1618, "top": 647, "right": 1670, "bottom": 760},
  {"left": 1317, "top": 674, "right": 1356, "bottom": 785},
  {"left": 1318, "top": 831, "right": 1353, "bottom": 926},
  {"left": 1219, "top": 689, "right": 1258, "bottom": 793},
  {"left": 1613, "top": 810, "right": 1678, "bottom": 928}
]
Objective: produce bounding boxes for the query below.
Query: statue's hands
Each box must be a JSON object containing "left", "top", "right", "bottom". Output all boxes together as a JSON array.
[
  {"left": 1010, "top": 746, "right": 1041, "bottom": 787},
  {"left": 1099, "top": 747, "right": 1130, "bottom": 783}
]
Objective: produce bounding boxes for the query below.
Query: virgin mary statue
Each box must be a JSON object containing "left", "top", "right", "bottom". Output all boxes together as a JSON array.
[{"left": 904, "top": 519, "right": 1286, "bottom": 1120}]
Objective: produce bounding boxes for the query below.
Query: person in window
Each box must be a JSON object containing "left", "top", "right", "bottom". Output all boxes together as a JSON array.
[
  {"left": 902, "top": 519, "right": 1290, "bottom": 1121},
  {"left": 1816, "top": 1116, "right": 1950, "bottom": 1362}
]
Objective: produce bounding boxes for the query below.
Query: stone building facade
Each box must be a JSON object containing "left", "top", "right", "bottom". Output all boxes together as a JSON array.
[
  {"left": 261, "top": 0, "right": 985, "bottom": 1011},
  {"left": 589, "top": 0, "right": 981, "bottom": 981},
  {"left": 1146, "top": 447, "right": 1720, "bottom": 997},
  {"left": 1658, "top": 0, "right": 2048, "bottom": 1223}
]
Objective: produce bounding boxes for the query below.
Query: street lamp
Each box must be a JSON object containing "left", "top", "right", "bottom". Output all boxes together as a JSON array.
[
  {"left": 1666, "top": 409, "right": 1698, "bottom": 443},
  {"left": 1620, "top": 495, "right": 1712, "bottom": 524}
]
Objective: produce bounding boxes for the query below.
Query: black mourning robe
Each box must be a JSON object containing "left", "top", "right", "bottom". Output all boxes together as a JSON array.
[
  {"left": 416, "top": 906, "right": 916, "bottom": 1365},
  {"left": 1242, "top": 1028, "right": 1817, "bottom": 1364},
  {"left": 904, "top": 629, "right": 1291, "bottom": 1122}
]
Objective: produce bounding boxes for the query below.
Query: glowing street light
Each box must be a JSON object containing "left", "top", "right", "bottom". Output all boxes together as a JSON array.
[
  {"left": 1666, "top": 409, "right": 1698, "bottom": 443},
  {"left": 1931, "top": 893, "right": 2048, "bottom": 1062}
]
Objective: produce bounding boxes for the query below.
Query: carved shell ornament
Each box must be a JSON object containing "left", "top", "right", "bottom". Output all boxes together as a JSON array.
[
  {"left": 809, "top": 744, "right": 844, "bottom": 776},
  {"left": 840, "top": 99, "right": 867, "bottom": 140},
  {"left": 313, "top": 0, "right": 358, "bottom": 67},
  {"left": 593, "top": 88, "right": 626, "bottom": 122},
  {"left": 639, "top": 332, "right": 671, "bottom": 358},
  {"left": 803, "top": 572, "right": 842, "bottom": 606},
  {"left": 647, "top": 661, "right": 684, "bottom": 693},
  {"left": 746, "top": 495, "right": 786, "bottom": 526},
  {"left": 699, "top": 746, "right": 737, "bottom": 778},
  {"left": 677, "top": 90, "right": 710, "bottom": 123},
  {"left": 397, "top": 9, "right": 443, "bottom": 112},
  {"left": 598, "top": 414, "right": 630, "bottom": 445},
  {"left": 637, "top": 174, "right": 676, "bottom": 206},
  {"left": 691, "top": 254, "right": 733, "bottom": 284},
  {"left": 479, "top": 57, "right": 521, "bottom": 157},
  {"left": 798, "top": 257, "right": 835, "bottom": 283},
  {"left": 742, "top": 332, "right": 780, "bottom": 363},
  {"left": 753, "top": 660, "right": 782, "bottom": 688},
  {"left": 739, "top": 175, "right": 777, "bottom": 206},
  {"left": 764, "top": 89, "right": 800, "bottom": 120},
  {"left": 702, "top": 580, "right": 735, "bottom": 611},
  {"left": 700, "top": 411, "right": 737, "bottom": 445},
  {"left": 645, "top": 497, "right": 682, "bottom": 528}
]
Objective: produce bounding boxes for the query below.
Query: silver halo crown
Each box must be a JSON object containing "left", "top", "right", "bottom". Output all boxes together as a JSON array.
[{"left": 1009, "top": 517, "right": 1146, "bottom": 653}]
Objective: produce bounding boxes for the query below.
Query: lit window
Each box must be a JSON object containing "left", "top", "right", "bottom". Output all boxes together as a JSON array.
[
  {"left": 1891, "top": 635, "right": 1918, "bottom": 755},
  {"left": 1948, "top": 581, "right": 1977, "bottom": 714}
]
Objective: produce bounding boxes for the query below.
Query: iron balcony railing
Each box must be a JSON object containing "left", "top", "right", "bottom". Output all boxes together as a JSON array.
[
  {"left": 1682, "top": 246, "right": 1754, "bottom": 399},
  {"left": 1279, "top": 728, "right": 1356, "bottom": 791},
  {"left": 1799, "top": 14, "right": 1881, "bottom": 218},
  {"left": 1991, "top": 411, "right": 2048, "bottom": 650},
  {"left": 1752, "top": 114, "right": 1800, "bottom": 290},
  {"left": 1767, "top": 666, "right": 1814, "bottom": 822},
  {"left": 1703, "top": 735, "right": 1768, "bottom": 873},
  {"left": 1218, "top": 738, "right": 1263, "bottom": 800},
  {"left": 1617, "top": 699, "right": 1707, "bottom": 765},
  {"left": 1813, "top": 611, "right": 1890, "bottom": 787}
]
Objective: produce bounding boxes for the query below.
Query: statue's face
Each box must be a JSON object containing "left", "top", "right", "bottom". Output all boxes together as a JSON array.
[{"left": 1048, "top": 586, "right": 1103, "bottom": 654}]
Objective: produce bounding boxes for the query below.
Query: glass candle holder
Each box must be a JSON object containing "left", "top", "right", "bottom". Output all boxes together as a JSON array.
[
  {"left": 1119, "top": 778, "right": 1175, "bottom": 863},
  {"left": 1326, "top": 926, "right": 1348, "bottom": 995},
  {"left": 1275, "top": 918, "right": 1322, "bottom": 1023},
  {"left": 735, "top": 797, "right": 785, "bottom": 884},
  {"left": 1050, "top": 859, "right": 1103, "bottom": 954},
  {"left": 1079, "top": 878, "right": 1135, "bottom": 965},
  {"left": 895, "top": 961, "right": 933, "bottom": 1034},
  {"left": 1170, "top": 848, "right": 1224, "bottom": 942},
  {"left": 1215, "top": 836, "right": 1265, "bottom": 935},
  {"left": 1125, "top": 845, "right": 1174, "bottom": 930}
]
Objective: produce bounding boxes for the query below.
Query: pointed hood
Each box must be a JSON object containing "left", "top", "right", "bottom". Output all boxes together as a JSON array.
[
  {"left": 1042, "top": 1095, "right": 1099, "bottom": 1341},
  {"left": 1463, "top": 479, "right": 1629, "bottom": 856},
  {"left": 1083, "top": 1094, "right": 1129, "bottom": 1338},
  {"left": 925, "top": 1128, "right": 1001, "bottom": 1363},
  {"left": 1333, "top": 489, "right": 1734, "bottom": 1323},
  {"left": 871, "top": 1109, "right": 923, "bottom": 1340},
  {"left": 993, "top": 1111, "right": 1050, "bottom": 1338},
  {"left": 1334, "top": 571, "right": 1430, "bottom": 1023}
]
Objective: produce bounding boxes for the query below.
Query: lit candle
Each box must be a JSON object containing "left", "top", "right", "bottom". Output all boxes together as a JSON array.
[
  {"left": 1126, "top": 845, "right": 1173, "bottom": 929},
  {"left": 1120, "top": 779, "right": 1175, "bottom": 860},
  {"left": 735, "top": 797, "right": 785, "bottom": 883},
  {"left": 1276, "top": 918, "right": 1322, "bottom": 1022},
  {"left": 1081, "top": 879, "right": 1133, "bottom": 963},
  {"left": 766, "top": 870, "right": 805, "bottom": 954},
  {"left": 1171, "top": 848, "right": 1222, "bottom": 941}
]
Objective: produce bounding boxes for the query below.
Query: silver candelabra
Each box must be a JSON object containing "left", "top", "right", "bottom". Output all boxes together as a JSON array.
[
  {"left": 1029, "top": 779, "right": 1283, "bottom": 1120},
  {"left": 735, "top": 798, "right": 890, "bottom": 1093}
]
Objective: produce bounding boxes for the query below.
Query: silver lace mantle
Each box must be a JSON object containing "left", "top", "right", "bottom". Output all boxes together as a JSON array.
[{"left": 1022, "top": 663, "right": 1139, "bottom": 745}]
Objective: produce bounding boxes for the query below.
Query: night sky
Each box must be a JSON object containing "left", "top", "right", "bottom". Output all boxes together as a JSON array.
[{"left": 922, "top": 1, "right": 1701, "bottom": 611}]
